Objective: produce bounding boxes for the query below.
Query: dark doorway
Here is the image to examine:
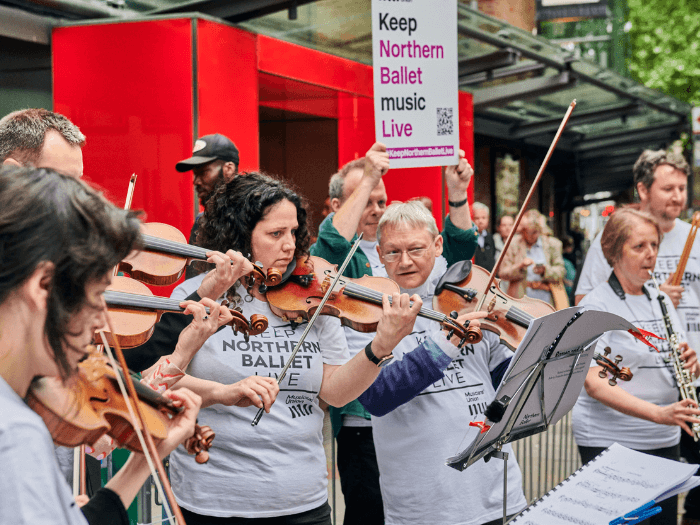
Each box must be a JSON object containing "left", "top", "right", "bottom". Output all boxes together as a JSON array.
[{"left": 259, "top": 106, "right": 338, "bottom": 236}]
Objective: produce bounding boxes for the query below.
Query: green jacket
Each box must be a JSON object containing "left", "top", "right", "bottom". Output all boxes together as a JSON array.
[{"left": 310, "top": 213, "right": 479, "bottom": 436}]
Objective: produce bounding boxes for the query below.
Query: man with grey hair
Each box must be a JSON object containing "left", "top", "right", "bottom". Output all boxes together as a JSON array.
[
  {"left": 354, "top": 200, "right": 526, "bottom": 525},
  {"left": 472, "top": 201, "right": 496, "bottom": 272},
  {"left": 311, "top": 142, "right": 479, "bottom": 525},
  {"left": 0, "top": 108, "right": 85, "bottom": 178}
]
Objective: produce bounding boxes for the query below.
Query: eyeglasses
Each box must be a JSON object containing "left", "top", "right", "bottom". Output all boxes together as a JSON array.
[{"left": 381, "top": 247, "right": 429, "bottom": 263}]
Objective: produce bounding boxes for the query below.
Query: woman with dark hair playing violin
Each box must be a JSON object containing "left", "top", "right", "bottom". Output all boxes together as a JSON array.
[
  {"left": 0, "top": 166, "right": 201, "bottom": 525},
  {"left": 164, "top": 172, "right": 429, "bottom": 525}
]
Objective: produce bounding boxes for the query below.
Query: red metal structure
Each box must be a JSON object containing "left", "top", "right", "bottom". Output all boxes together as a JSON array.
[{"left": 53, "top": 16, "right": 474, "bottom": 291}]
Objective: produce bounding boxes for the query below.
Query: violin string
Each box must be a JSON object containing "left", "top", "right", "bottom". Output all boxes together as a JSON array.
[
  {"left": 99, "top": 331, "right": 177, "bottom": 525},
  {"left": 141, "top": 234, "right": 209, "bottom": 260},
  {"left": 104, "top": 291, "right": 189, "bottom": 313},
  {"left": 342, "top": 282, "right": 446, "bottom": 322}
]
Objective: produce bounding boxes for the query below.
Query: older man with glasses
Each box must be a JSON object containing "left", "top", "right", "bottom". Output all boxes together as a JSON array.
[{"left": 311, "top": 143, "right": 479, "bottom": 525}]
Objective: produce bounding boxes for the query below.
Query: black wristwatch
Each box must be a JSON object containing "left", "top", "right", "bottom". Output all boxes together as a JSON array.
[{"left": 365, "top": 342, "right": 394, "bottom": 367}]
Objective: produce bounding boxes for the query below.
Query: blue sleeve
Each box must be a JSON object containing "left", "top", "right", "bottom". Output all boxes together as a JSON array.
[
  {"left": 358, "top": 337, "right": 453, "bottom": 417},
  {"left": 490, "top": 357, "right": 512, "bottom": 391}
]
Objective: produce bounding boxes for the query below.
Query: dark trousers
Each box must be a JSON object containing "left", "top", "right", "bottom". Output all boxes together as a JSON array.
[
  {"left": 180, "top": 502, "right": 331, "bottom": 525},
  {"left": 336, "top": 426, "right": 384, "bottom": 525},
  {"left": 579, "top": 444, "right": 680, "bottom": 525}
]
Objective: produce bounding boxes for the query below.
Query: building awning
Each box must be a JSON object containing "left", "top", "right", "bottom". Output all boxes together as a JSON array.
[{"left": 238, "top": 0, "right": 692, "bottom": 199}]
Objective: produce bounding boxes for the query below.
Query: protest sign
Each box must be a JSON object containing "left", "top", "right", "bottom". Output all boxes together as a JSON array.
[{"left": 372, "top": 0, "right": 459, "bottom": 168}]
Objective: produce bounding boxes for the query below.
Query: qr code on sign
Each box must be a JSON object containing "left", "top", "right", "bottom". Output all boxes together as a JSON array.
[{"left": 437, "top": 108, "right": 453, "bottom": 136}]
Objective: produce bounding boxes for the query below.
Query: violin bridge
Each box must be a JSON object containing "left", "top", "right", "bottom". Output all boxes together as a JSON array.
[{"left": 487, "top": 296, "right": 497, "bottom": 313}]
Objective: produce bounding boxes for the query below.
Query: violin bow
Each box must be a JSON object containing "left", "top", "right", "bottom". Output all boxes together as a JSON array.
[
  {"left": 251, "top": 234, "right": 364, "bottom": 426},
  {"left": 475, "top": 100, "right": 577, "bottom": 313},
  {"left": 75, "top": 174, "right": 142, "bottom": 500},
  {"left": 99, "top": 313, "right": 186, "bottom": 525}
]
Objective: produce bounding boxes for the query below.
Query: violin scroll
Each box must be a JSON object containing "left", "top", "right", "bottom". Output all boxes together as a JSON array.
[
  {"left": 248, "top": 262, "right": 283, "bottom": 293},
  {"left": 184, "top": 424, "right": 215, "bottom": 464},
  {"left": 595, "top": 346, "right": 633, "bottom": 386},
  {"left": 444, "top": 311, "right": 483, "bottom": 347}
]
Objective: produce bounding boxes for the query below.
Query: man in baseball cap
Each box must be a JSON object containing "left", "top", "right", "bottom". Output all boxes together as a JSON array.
[
  {"left": 177, "top": 133, "right": 240, "bottom": 207},
  {"left": 178, "top": 134, "right": 240, "bottom": 278}
]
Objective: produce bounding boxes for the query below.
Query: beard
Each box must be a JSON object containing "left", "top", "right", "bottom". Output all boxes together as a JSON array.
[{"left": 198, "top": 166, "right": 225, "bottom": 206}]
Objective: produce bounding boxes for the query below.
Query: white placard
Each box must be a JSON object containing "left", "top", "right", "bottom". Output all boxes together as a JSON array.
[
  {"left": 692, "top": 106, "right": 700, "bottom": 134},
  {"left": 372, "top": 0, "right": 459, "bottom": 169}
]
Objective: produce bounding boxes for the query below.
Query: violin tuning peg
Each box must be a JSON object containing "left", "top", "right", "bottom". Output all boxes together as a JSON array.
[
  {"left": 598, "top": 370, "right": 607, "bottom": 379},
  {"left": 458, "top": 337, "right": 467, "bottom": 348},
  {"left": 608, "top": 377, "right": 617, "bottom": 387},
  {"left": 450, "top": 311, "right": 458, "bottom": 319},
  {"left": 258, "top": 283, "right": 268, "bottom": 294},
  {"left": 446, "top": 329, "right": 454, "bottom": 340},
  {"left": 604, "top": 346, "right": 612, "bottom": 357},
  {"left": 614, "top": 355, "right": 623, "bottom": 365},
  {"left": 461, "top": 320, "right": 471, "bottom": 329},
  {"left": 244, "top": 333, "right": 250, "bottom": 344}
]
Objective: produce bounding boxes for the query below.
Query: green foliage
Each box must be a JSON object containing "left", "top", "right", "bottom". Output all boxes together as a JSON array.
[{"left": 627, "top": 0, "right": 700, "bottom": 107}]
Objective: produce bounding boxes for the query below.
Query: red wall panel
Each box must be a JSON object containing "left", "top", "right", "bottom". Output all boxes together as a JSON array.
[
  {"left": 197, "top": 21, "right": 259, "bottom": 172},
  {"left": 459, "top": 91, "right": 475, "bottom": 208},
  {"left": 258, "top": 35, "right": 373, "bottom": 98},
  {"left": 53, "top": 19, "right": 195, "bottom": 236}
]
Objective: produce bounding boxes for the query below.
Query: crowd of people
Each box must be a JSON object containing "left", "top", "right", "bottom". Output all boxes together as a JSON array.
[{"left": 1, "top": 106, "right": 699, "bottom": 525}]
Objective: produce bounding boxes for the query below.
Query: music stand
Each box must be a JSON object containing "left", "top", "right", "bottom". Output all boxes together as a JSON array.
[{"left": 445, "top": 307, "right": 650, "bottom": 524}]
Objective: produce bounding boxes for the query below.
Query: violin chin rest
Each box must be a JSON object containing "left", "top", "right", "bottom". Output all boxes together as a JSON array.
[{"left": 434, "top": 260, "right": 472, "bottom": 295}]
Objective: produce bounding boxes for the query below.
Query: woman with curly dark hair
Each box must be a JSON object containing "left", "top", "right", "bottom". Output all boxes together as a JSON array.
[{"left": 166, "top": 172, "right": 421, "bottom": 525}]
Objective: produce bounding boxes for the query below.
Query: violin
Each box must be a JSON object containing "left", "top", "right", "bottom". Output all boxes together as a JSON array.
[
  {"left": 263, "top": 256, "right": 481, "bottom": 344},
  {"left": 594, "top": 346, "right": 633, "bottom": 386},
  {"left": 102, "top": 276, "right": 268, "bottom": 347},
  {"left": 119, "top": 222, "right": 275, "bottom": 288},
  {"left": 433, "top": 261, "right": 554, "bottom": 350},
  {"left": 26, "top": 351, "right": 215, "bottom": 463},
  {"left": 432, "top": 101, "right": 577, "bottom": 350}
]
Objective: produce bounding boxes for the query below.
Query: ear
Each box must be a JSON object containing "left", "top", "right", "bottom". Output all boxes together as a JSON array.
[
  {"left": 636, "top": 181, "right": 648, "bottom": 202},
  {"left": 3, "top": 157, "right": 22, "bottom": 168},
  {"left": 434, "top": 234, "right": 444, "bottom": 258},
  {"left": 330, "top": 198, "right": 342, "bottom": 213},
  {"left": 376, "top": 243, "right": 383, "bottom": 260},
  {"left": 223, "top": 162, "right": 237, "bottom": 182},
  {"left": 21, "top": 261, "right": 55, "bottom": 312}
]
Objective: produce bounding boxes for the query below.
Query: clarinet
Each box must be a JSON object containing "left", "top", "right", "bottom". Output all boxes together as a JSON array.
[{"left": 649, "top": 271, "right": 700, "bottom": 441}]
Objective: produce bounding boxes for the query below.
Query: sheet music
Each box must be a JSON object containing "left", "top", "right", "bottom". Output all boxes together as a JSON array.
[
  {"left": 511, "top": 443, "right": 700, "bottom": 525},
  {"left": 447, "top": 307, "right": 652, "bottom": 470}
]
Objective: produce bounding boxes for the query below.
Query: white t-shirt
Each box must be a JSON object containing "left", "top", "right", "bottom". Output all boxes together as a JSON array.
[
  {"left": 0, "top": 375, "right": 88, "bottom": 525},
  {"left": 576, "top": 219, "right": 700, "bottom": 353},
  {"left": 573, "top": 280, "right": 683, "bottom": 450},
  {"left": 169, "top": 273, "right": 351, "bottom": 518},
  {"left": 372, "top": 325, "right": 526, "bottom": 525}
]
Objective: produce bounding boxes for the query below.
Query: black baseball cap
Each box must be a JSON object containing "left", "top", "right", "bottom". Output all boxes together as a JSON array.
[{"left": 176, "top": 134, "right": 240, "bottom": 172}]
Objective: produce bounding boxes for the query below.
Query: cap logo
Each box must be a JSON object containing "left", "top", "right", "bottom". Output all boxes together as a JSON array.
[{"left": 193, "top": 139, "right": 207, "bottom": 153}]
